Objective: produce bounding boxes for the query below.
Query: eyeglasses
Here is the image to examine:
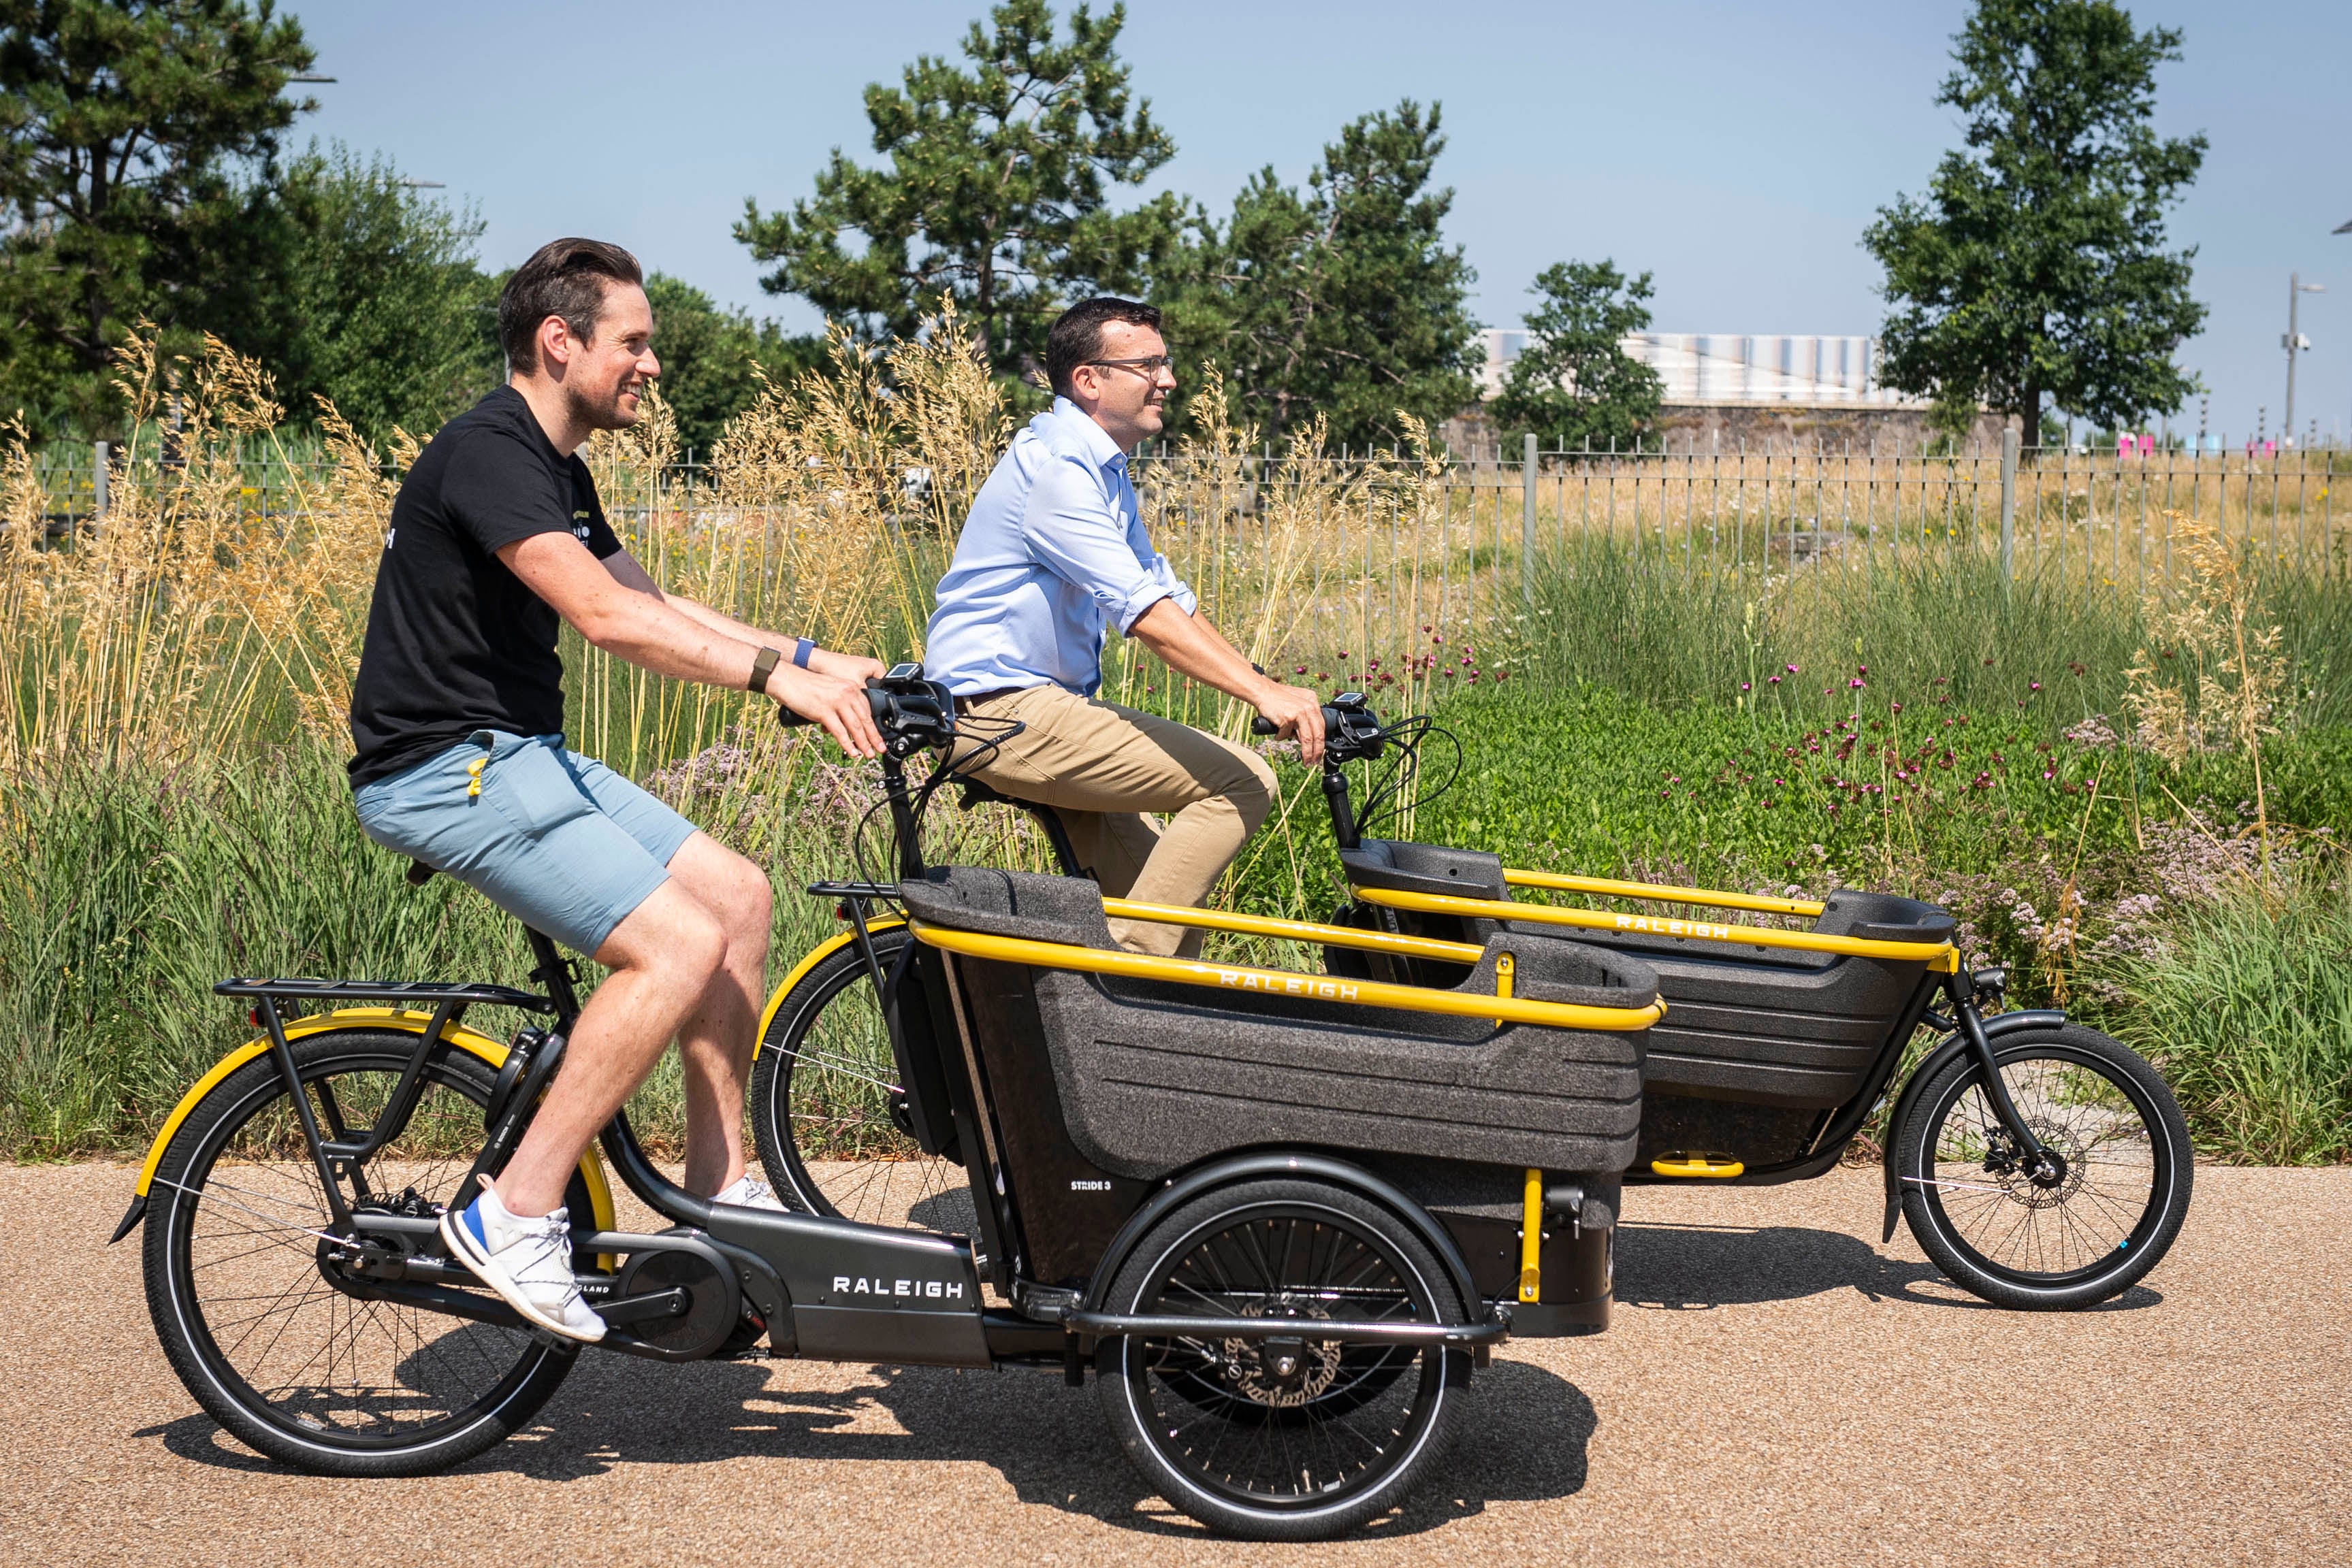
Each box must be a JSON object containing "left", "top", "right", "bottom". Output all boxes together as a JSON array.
[{"left": 1084, "top": 355, "right": 1175, "bottom": 376}]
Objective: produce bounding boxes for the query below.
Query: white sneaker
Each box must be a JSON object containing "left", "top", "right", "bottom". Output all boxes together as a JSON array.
[
  {"left": 712, "top": 1174, "right": 788, "bottom": 1212},
  {"left": 440, "top": 1181, "right": 605, "bottom": 1343}
]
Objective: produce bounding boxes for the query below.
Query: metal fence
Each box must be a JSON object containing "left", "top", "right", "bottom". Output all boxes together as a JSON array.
[{"left": 25, "top": 435, "right": 2344, "bottom": 673}]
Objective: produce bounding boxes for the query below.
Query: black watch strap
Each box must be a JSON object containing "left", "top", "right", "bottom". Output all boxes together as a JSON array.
[{"left": 748, "top": 646, "right": 782, "bottom": 695}]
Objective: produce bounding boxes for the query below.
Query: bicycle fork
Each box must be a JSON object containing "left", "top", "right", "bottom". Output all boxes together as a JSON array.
[{"left": 1942, "top": 969, "right": 2063, "bottom": 1187}]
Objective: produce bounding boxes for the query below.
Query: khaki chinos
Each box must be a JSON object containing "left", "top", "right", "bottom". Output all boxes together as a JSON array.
[{"left": 950, "top": 685, "right": 1277, "bottom": 958}]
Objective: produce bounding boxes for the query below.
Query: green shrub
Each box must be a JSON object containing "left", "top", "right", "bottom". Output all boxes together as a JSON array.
[{"left": 2084, "top": 868, "right": 2352, "bottom": 1164}]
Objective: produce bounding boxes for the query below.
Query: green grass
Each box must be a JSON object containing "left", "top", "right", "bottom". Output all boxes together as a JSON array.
[{"left": 2084, "top": 870, "right": 2352, "bottom": 1164}]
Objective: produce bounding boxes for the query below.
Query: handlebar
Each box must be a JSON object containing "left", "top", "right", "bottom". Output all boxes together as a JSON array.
[
  {"left": 1251, "top": 691, "right": 1390, "bottom": 763},
  {"left": 775, "top": 663, "right": 955, "bottom": 758}
]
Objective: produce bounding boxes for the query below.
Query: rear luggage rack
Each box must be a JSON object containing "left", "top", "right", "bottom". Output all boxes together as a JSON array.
[{"left": 213, "top": 978, "right": 555, "bottom": 1013}]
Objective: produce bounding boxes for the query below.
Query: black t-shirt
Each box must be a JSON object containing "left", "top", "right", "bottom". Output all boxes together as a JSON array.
[{"left": 347, "top": 386, "right": 623, "bottom": 787}]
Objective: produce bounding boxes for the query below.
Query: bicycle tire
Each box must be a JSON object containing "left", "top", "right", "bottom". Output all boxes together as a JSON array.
[
  {"left": 1895, "top": 1024, "right": 2192, "bottom": 1309},
  {"left": 144, "top": 1029, "right": 584, "bottom": 1475},
  {"left": 1094, "top": 1177, "right": 1464, "bottom": 1541}
]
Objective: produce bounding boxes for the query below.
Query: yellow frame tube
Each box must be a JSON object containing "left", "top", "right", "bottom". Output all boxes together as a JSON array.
[
  {"left": 1098, "top": 898, "right": 1484, "bottom": 965},
  {"left": 1519, "top": 1168, "right": 1543, "bottom": 1303},
  {"left": 1504, "top": 867, "right": 1824, "bottom": 919},
  {"left": 1355, "top": 885, "right": 1960, "bottom": 970},
  {"left": 907, "top": 921, "right": 1664, "bottom": 1030}
]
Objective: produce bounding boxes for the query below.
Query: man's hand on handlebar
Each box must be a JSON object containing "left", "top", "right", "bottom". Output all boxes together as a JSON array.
[
  {"left": 771, "top": 666, "right": 885, "bottom": 757},
  {"left": 1253, "top": 680, "right": 1327, "bottom": 764}
]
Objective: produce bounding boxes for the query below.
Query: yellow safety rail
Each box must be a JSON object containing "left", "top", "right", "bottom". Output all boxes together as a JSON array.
[
  {"left": 1097, "top": 897, "right": 1485, "bottom": 966},
  {"left": 1502, "top": 868, "right": 1824, "bottom": 919},
  {"left": 1353, "top": 885, "right": 1961, "bottom": 970},
  {"left": 907, "top": 921, "right": 1664, "bottom": 1030}
]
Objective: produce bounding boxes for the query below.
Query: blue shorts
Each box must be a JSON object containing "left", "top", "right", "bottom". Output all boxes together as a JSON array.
[{"left": 353, "top": 732, "right": 699, "bottom": 956}]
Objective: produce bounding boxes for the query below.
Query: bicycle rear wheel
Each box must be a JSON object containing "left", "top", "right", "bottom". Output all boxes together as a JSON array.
[
  {"left": 750, "top": 930, "right": 971, "bottom": 1234},
  {"left": 144, "top": 1029, "right": 587, "bottom": 1475}
]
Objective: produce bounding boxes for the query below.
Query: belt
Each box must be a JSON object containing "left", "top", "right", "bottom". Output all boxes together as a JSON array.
[{"left": 953, "top": 686, "right": 1030, "bottom": 715}]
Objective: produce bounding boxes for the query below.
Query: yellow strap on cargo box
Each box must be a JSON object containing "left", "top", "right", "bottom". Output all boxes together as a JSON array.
[
  {"left": 1354, "top": 885, "right": 1960, "bottom": 969},
  {"left": 906, "top": 921, "right": 1664, "bottom": 1030}
]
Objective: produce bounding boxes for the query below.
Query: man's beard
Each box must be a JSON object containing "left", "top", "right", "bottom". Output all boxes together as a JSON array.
[{"left": 564, "top": 375, "right": 641, "bottom": 433}]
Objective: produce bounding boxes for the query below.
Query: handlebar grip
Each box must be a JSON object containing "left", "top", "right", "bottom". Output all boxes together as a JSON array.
[
  {"left": 1253, "top": 704, "right": 1351, "bottom": 738},
  {"left": 775, "top": 704, "right": 813, "bottom": 728}
]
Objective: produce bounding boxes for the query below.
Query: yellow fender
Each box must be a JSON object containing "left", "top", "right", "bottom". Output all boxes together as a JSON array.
[
  {"left": 133, "top": 1007, "right": 617, "bottom": 1232},
  {"left": 752, "top": 917, "right": 908, "bottom": 1060}
]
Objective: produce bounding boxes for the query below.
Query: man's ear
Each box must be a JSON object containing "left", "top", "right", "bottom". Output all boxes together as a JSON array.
[{"left": 537, "top": 315, "right": 574, "bottom": 375}]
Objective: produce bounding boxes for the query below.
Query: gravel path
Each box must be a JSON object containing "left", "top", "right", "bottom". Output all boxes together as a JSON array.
[{"left": 4, "top": 1160, "right": 2346, "bottom": 1566}]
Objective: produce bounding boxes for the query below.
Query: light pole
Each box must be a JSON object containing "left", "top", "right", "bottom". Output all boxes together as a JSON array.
[{"left": 2285, "top": 274, "right": 2325, "bottom": 446}]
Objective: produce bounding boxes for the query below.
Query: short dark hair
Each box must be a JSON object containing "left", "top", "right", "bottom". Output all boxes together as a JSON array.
[
  {"left": 1045, "top": 297, "right": 1163, "bottom": 397},
  {"left": 498, "top": 238, "right": 645, "bottom": 374}
]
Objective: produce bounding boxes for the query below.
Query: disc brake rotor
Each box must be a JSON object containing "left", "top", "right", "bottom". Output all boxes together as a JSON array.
[{"left": 1220, "top": 1296, "right": 1341, "bottom": 1409}]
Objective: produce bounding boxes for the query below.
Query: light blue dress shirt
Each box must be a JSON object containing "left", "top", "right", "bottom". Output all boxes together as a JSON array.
[{"left": 923, "top": 396, "right": 1197, "bottom": 697}]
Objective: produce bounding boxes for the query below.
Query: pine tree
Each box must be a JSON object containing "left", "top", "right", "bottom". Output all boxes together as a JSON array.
[
  {"left": 734, "top": 0, "right": 1177, "bottom": 386},
  {"left": 1158, "top": 101, "right": 1478, "bottom": 452},
  {"left": 0, "top": 0, "right": 316, "bottom": 434}
]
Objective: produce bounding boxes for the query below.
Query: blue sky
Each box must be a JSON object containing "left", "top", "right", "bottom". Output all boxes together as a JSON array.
[{"left": 293, "top": 1, "right": 2351, "bottom": 442}]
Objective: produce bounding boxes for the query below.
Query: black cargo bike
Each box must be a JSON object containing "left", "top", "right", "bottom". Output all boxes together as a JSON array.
[
  {"left": 755, "top": 684, "right": 2193, "bottom": 1315},
  {"left": 120, "top": 673, "right": 1669, "bottom": 1539}
]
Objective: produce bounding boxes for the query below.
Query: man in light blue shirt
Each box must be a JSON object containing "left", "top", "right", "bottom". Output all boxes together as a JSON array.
[{"left": 927, "top": 298, "right": 1325, "bottom": 956}]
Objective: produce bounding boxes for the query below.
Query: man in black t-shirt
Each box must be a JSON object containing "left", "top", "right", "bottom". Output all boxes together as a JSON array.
[{"left": 349, "top": 238, "right": 884, "bottom": 1343}]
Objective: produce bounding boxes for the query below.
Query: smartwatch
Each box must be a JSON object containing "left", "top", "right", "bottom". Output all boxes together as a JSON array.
[{"left": 748, "top": 646, "right": 781, "bottom": 695}]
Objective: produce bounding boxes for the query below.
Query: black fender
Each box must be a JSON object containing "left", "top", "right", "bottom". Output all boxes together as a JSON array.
[
  {"left": 1881, "top": 1009, "right": 2068, "bottom": 1242},
  {"left": 1082, "top": 1149, "right": 1481, "bottom": 1324}
]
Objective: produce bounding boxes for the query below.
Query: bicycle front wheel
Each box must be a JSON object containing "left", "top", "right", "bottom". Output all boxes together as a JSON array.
[
  {"left": 143, "top": 1029, "right": 588, "bottom": 1475},
  {"left": 1895, "top": 1024, "right": 2192, "bottom": 1309},
  {"left": 750, "top": 929, "right": 970, "bottom": 1233}
]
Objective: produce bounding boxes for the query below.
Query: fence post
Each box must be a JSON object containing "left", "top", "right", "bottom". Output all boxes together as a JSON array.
[
  {"left": 92, "top": 439, "right": 110, "bottom": 521},
  {"left": 1521, "top": 433, "right": 1537, "bottom": 607},
  {"left": 1998, "top": 426, "right": 2018, "bottom": 587}
]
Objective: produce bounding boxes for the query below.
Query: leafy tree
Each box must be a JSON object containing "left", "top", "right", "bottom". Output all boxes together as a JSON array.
[
  {"left": 264, "top": 145, "right": 501, "bottom": 440},
  {"left": 735, "top": 0, "right": 1177, "bottom": 385},
  {"left": 643, "top": 274, "right": 824, "bottom": 456},
  {"left": 1488, "top": 259, "right": 1663, "bottom": 451},
  {"left": 0, "top": 0, "right": 316, "bottom": 434},
  {"left": 1156, "top": 100, "right": 1479, "bottom": 451},
  {"left": 1863, "top": 0, "right": 2206, "bottom": 443}
]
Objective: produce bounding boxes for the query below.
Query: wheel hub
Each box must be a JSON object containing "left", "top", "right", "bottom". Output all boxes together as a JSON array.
[
  {"left": 1221, "top": 1296, "right": 1340, "bottom": 1408},
  {"left": 1982, "top": 1119, "right": 2088, "bottom": 1208}
]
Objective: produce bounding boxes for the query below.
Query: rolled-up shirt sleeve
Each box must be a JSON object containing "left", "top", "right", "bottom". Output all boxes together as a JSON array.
[{"left": 1024, "top": 455, "right": 1189, "bottom": 634}]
